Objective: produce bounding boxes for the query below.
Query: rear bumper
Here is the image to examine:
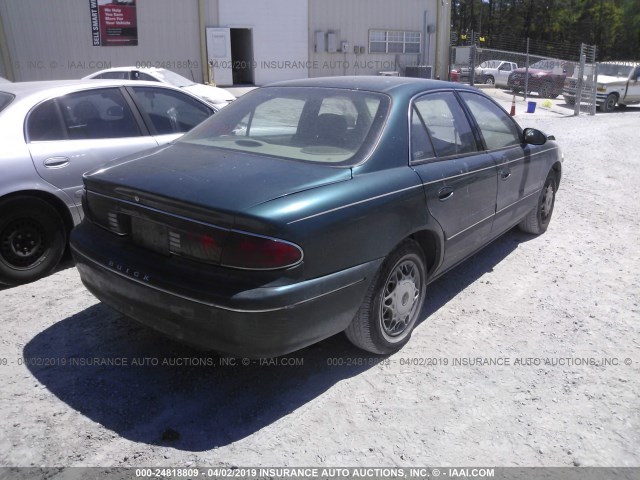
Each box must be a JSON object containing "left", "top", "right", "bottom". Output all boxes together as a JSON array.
[{"left": 71, "top": 222, "right": 382, "bottom": 357}]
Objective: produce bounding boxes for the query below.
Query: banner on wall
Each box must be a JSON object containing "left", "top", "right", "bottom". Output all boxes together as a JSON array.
[{"left": 90, "top": 0, "right": 138, "bottom": 46}]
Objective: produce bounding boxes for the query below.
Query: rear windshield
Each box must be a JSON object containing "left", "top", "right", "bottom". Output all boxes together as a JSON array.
[
  {"left": 0, "top": 92, "right": 14, "bottom": 113},
  {"left": 179, "top": 86, "right": 390, "bottom": 166}
]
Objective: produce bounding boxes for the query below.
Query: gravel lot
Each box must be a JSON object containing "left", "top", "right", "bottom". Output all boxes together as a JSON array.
[{"left": 1, "top": 89, "right": 639, "bottom": 469}]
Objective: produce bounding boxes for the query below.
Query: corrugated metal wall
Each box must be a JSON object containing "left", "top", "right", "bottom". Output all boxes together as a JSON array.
[
  {"left": 218, "top": 0, "right": 308, "bottom": 85},
  {"left": 0, "top": 0, "right": 448, "bottom": 85},
  {"left": 308, "top": 0, "right": 438, "bottom": 78},
  {"left": 0, "top": 0, "right": 204, "bottom": 82}
]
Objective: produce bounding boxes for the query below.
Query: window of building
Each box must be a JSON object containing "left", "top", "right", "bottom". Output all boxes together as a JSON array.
[{"left": 369, "top": 30, "right": 421, "bottom": 54}]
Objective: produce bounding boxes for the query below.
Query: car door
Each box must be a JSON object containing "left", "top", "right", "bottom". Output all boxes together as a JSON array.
[
  {"left": 458, "top": 91, "right": 544, "bottom": 235},
  {"left": 410, "top": 91, "right": 498, "bottom": 272},
  {"left": 624, "top": 66, "right": 640, "bottom": 102},
  {"left": 126, "top": 85, "right": 215, "bottom": 144},
  {"left": 497, "top": 62, "right": 513, "bottom": 87},
  {"left": 27, "top": 87, "right": 158, "bottom": 207}
]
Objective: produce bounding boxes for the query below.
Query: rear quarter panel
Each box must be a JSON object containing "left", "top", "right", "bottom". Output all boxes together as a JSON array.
[{"left": 243, "top": 166, "right": 434, "bottom": 280}]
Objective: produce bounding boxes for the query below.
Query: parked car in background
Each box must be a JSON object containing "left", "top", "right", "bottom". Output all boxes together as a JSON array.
[
  {"left": 508, "top": 59, "right": 568, "bottom": 98},
  {"left": 84, "top": 67, "right": 235, "bottom": 109},
  {"left": 475, "top": 60, "right": 518, "bottom": 87},
  {"left": 451, "top": 64, "right": 470, "bottom": 82},
  {"left": 563, "top": 62, "right": 640, "bottom": 112},
  {"left": 594, "top": 62, "right": 640, "bottom": 112},
  {"left": 0, "top": 79, "right": 216, "bottom": 285},
  {"left": 71, "top": 76, "right": 563, "bottom": 357}
]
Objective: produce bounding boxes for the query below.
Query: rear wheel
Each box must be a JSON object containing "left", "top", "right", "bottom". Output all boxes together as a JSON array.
[
  {"left": 518, "top": 172, "right": 557, "bottom": 235},
  {"left": 0, "top": 197, "right": 66, "bottom": 285},
  {"left": 485, "top": 76, "right": 495, "bottom": 86},
  {"left": 345, "top": 239, "right": 427, "bottom": 354}
]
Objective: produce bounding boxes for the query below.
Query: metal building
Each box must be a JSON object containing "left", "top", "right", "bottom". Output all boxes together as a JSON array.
[{"left": 0, "top": 0, "right": 451, "bottom": 85}]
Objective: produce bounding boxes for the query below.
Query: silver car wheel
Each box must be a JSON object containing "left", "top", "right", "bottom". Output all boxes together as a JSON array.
[{"left": 380, "top": 258, "right": 422, "bottom": 341}]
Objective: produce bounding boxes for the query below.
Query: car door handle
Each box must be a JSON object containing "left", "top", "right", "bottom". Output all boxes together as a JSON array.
[
  {"left": 500, "top": 169, "right": 512, "bottom": 180},
  {"left": 438, "top": 186, "right": 454, "bottom": 201},
  {"left": 43, "top": 157, "right": 70, "bottom": 168}
]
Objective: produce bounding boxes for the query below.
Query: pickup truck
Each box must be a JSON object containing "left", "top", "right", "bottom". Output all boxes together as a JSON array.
[
  {"left": 475, "top": 60, "right": 518, "bottom": 87},
  {"left": 564, "top": 62, "right": 640, "bottom": 112}
]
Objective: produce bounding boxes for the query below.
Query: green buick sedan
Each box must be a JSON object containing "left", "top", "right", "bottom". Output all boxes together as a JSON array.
[{"left": 70, "top": 76, "right": 562, "bottom": 357}]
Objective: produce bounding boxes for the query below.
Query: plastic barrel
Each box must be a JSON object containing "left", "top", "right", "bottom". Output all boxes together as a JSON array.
[{"left": 527, "top": 101, "right": 537, "bottom": 113}]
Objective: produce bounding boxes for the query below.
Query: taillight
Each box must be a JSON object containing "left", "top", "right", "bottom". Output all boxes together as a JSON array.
[
  {"left": 168, "top": 227, "right": 227, "bottom": 264},
  {"left": 220, "top": 231, "right": 303, "bottom": 270}
]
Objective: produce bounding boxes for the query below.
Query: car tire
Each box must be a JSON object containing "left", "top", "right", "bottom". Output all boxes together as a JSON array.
[
  {"left": 539, "top": 81, "right": 553, "bottom": 98},
  {"left": 485, "top": 76, "right": 495, "bottom": 86},
  {"left": 0, "top": 197, "right": 66, "bottom": 286},
  {"left": 564, "top": 97, "right": 575, "bottom": 106},
  {"left": 600, "top": 93, "right": 617, "bottom": 113},
  {"left": 518, "top": 172, "right": 557, "bottom": 235},
  {"left": 345, "top": 239, "right": 427, "bottom": 355}
]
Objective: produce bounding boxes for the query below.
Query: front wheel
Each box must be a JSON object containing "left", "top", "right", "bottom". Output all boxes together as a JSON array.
[
  {"left": 600, "top": 94, "right": 617, "bottom": 113},
  {"left": 345, "top": 239, "right": 427, "bottom": 354},
  {"left": 538, "top": 81, "right": 553, "bottom": 98},
  {"left": 518, "top": 172, "right": 557, "bottom": 234},
  {"left": 0, "top": 197, "right": 66, "bottom": 285}
]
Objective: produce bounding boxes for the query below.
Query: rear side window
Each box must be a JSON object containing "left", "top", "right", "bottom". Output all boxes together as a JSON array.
[
  {"left": 137, "top": 72, "right": 159, "bottom": 82},
  {"left": 459, "top": 92, "right": 521, "bottom": 151},
  {"left": 0, "top": 92, "right": 14, "bottom": 113},
  {"left": 27, "top": 99, "right": 65, "bottom": 141},
  {"left": 413, "top": 92, "right": 478, "bottom": 158},
  {"left": 94, "top": 71, "right": 130, "bottom": 80},
  {"left": 130, "top": 86, "right": 213, "bottom": 134},
  {"left": 57, "top": 88, "right": 141, "bottom": 139},
  {"left": 410, "top": 107, "right": 436, "bottom": 162}
]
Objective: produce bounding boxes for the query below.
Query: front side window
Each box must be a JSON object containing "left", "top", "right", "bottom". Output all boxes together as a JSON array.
[
  {"left": 459, "top": 92, "right": 521, "bottom": 151},
  {"left": 413, "top": 92, "right": 478, "bottom": 158},
  {"left": 180, "top": 87, "right": 390, "bottom": 166},
  {"left": 130, "top": 86, "right": 213, "bottom": 134},
  {"left": 57, "top": 88, "right": 141, "bottom": 139}
]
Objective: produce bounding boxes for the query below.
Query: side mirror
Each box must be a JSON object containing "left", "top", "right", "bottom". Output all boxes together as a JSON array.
[{"left": 523, "top": 128, "right": 548, "bottom": 145}]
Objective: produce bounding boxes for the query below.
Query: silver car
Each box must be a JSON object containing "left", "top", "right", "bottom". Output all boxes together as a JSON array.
[
  {"left": 83, "top": 67, "right": 236, "bottom": 109},
  {"left": 0, "top": 79, "right": 216, "bottom": 285}
]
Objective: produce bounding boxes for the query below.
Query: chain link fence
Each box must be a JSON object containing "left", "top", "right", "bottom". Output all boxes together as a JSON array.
[
  {"left": 564, "top": 44, "right": 598, "bottom": 115},
  {"left": 450, "top": 38, "right": 598, "bottom": 115}
]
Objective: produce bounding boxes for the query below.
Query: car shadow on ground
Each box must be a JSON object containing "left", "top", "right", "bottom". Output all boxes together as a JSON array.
[
  {"left": 22, "top": 228, "right": 527, "bottom": 451},
  {"left": 0, "top": 255, "right": 75, "bottom": 292}
]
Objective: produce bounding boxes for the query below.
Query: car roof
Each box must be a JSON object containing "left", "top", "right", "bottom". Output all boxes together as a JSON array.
[
  {"left": 0, "top": 79, "right": 190, "bottom": 109},
  {"left": 0, "top": 78, "right": 162, "bottom": 94},
  {"left": 267, "top": 76, "right": 477, "bottom": 97}
]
